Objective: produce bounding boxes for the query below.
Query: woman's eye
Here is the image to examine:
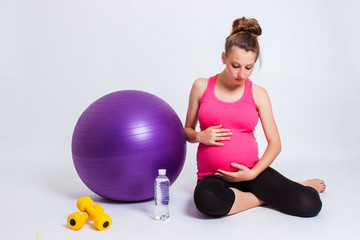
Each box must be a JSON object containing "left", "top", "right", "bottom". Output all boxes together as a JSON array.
[
  {"left": 232, "top": 64, "right": 239, "bottom": 68},
  {"left": 246, "top": 67, "right": 253, "bottom": 70}
]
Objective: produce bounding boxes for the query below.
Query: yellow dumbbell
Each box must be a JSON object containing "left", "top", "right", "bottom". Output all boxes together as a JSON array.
[
  {"left": 67, "top": 212, "right": 89, "bottom": 230},
  {"left": 77, "top": 196, "right": 112, "bottom": 231}
]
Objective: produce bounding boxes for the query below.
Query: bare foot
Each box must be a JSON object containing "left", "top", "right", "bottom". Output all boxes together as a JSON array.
[{"left": 297, "top": 179, "right": 326, "bottom": 193}]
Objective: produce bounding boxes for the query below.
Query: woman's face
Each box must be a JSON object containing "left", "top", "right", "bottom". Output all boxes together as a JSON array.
[{"left": 222, "top": 46, "right": 257, "bottom": 84}]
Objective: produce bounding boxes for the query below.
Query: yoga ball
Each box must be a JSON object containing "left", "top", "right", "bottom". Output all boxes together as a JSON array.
[{"left": 72, "top": 90, "right": 186, "bottom": 202}]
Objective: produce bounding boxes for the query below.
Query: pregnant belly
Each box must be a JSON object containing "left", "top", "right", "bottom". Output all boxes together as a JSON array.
[{"left": 197, "top": 133, "right": 259, "bottom": 177}]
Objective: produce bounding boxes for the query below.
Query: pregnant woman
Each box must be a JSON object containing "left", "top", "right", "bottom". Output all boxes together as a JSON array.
[{"left": 184, "top": 17, "right": 326, "bottom": 217}]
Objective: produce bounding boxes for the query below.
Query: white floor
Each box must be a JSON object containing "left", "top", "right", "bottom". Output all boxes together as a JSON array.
[{"left": 1, "top": 149, "right": 359, "bottom": 240}]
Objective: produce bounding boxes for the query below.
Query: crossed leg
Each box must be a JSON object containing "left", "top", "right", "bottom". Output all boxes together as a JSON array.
[
  {"left": 228, "top": 177, "right": 326, "bottom": 215},
  {"left": 194, "top": 167, "right": 325, "bottom": 217},
  {"left": 227, "top": 167, "right": 325, "bottom": 217}
]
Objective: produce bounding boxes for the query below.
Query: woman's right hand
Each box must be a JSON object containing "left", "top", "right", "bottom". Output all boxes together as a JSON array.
[{"left": 196, "top": 125, "right": 232, "bottom": 146}]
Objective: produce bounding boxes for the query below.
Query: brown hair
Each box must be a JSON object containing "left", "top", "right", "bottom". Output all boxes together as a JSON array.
[{"left": 225, "top": 17, "right": 262, "bottom": 61}]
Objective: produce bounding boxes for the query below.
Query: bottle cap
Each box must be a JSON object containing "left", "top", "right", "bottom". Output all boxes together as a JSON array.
[{"left": 158, "top": 169, "right": 166, "bottom": 175}]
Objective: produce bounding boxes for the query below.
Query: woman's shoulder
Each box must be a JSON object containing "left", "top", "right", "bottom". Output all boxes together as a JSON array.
[
  {"left": 193, "top": 77, "right": 209, "bottom": 90},
  {"left": 252, "top": 83, "right": 270, "bottom": 107},
  {"left": 252, "top": 83, "right": 267, "bottom": 95},
  {"left": 190, "top": 78, "right": 209, "bottom": 98}
]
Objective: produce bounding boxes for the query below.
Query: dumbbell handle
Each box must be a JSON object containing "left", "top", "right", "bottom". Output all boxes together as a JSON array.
[{"left": 84, "top": 204, "right": 103, "bottom": 217}]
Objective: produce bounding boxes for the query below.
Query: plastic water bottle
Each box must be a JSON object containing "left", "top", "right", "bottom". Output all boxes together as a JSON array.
[{"left": 154, "top": 169, "right": 170, "bottom": 221}]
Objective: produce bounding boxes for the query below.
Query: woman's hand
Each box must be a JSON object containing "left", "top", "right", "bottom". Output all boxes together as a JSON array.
[
  {"left": 215, "top": 163, "right": 255, "bottom": 182},
  {"left": 196, "top": 125, "right": 232, "bottom": 146}
]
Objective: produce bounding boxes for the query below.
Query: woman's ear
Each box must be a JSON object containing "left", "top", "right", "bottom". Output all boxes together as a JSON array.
[{"left": 221, "top": 52, "right": 226, "bottom": 64}]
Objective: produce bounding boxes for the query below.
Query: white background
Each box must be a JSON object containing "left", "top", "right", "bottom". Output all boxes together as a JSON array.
[{"left": 1, "top": 0, "right": 360, "bottom": 239}]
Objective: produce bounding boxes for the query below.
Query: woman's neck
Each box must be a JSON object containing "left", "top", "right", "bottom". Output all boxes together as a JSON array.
[{"left": 217, "top": 71, "right": 246, "bottom": 91}]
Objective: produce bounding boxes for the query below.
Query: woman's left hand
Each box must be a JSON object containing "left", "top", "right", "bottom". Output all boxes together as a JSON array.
[{"left": 215, "top": 163, "right": 256, "bottom": 182}]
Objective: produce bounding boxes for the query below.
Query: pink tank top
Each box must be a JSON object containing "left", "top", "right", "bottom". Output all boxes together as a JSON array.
[{"left": 197, "top": 74, "right": 259, "bottom": 179}]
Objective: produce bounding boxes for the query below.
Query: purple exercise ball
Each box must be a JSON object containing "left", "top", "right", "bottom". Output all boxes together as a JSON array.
[{"left": 72, "top": 90, "right": 186, "bottom": 202}]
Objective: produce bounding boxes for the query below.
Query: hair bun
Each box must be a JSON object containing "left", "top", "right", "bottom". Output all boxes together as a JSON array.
[{"left": 231, "top": 17, "right": 262, "bottom": 37}]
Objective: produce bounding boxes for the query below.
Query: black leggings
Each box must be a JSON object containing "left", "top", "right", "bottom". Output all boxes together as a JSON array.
[{"left": 194, "top": 167, "right": 322, "bottom": 217}]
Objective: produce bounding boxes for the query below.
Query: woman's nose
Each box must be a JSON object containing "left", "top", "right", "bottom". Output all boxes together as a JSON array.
[{"left": 238, "top": 69, "right": 245, "bottom": 79}]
